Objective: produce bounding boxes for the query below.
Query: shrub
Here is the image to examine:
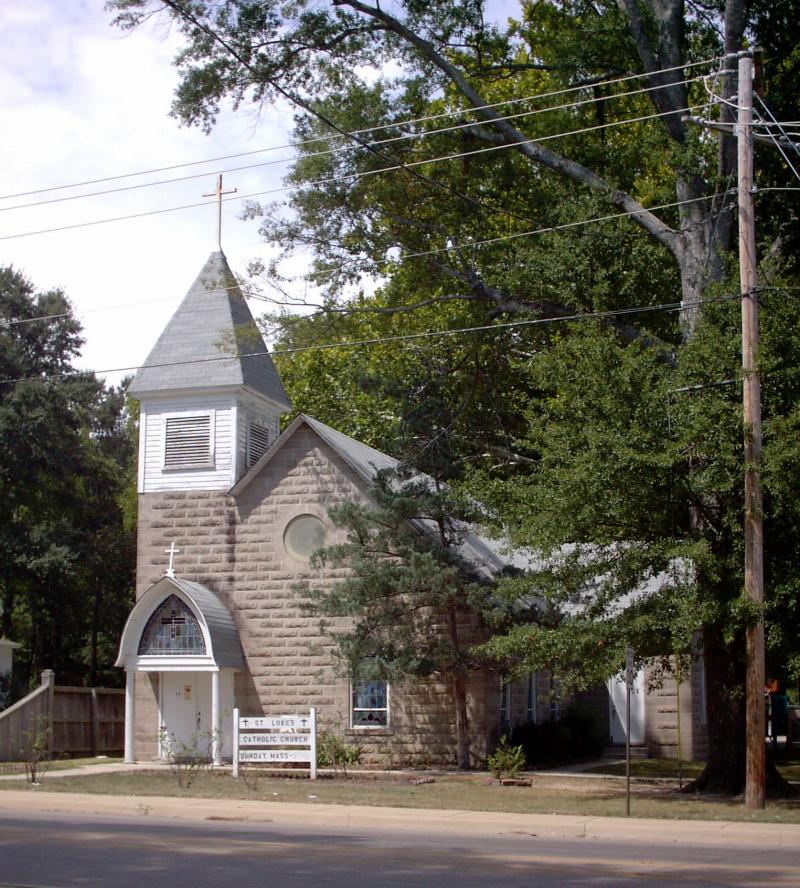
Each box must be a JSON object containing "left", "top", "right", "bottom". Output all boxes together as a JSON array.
[
  {"left": 511, "top": 704, "right": 606, "bottom": 768},
  {"left": 487, "top": 735, "right": 526, "bottom": 780},
  {"left": 22, "top": 717, "right": 52, "bottom": 785},
  {"left": 158, "top": 728, "right": 216, "bottom": 788},
  {"left": 316, "top": 731, "right": 362, "bottom": 778}
]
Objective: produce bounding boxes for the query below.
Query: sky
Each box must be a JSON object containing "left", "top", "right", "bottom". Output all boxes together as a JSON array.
[
  {"left": 1, "top": 1, "right": 520, "bottom": 388},
  {"left": 1, "top": 1, "right": 302, "bottom": 387}
]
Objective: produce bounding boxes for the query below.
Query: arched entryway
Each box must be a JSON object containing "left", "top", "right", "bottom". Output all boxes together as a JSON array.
[{"left": 116, "top": 576, "right": 244, "bottom": 764}]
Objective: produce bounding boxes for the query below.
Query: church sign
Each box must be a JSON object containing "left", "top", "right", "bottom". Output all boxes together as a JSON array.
[{"left": 232, "top": 707, "right": 317, "bottom": 779}]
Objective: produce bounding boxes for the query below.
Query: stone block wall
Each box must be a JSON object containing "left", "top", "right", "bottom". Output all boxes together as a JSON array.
[
  {"left": 132, "top": 422, "right": 496, "bottom": 767},
  {"left": 133, "top": 673, "right": 159, "bottom": 760},
  {"left": 644, "top": 659, "right": 708, "bottom": 760}
]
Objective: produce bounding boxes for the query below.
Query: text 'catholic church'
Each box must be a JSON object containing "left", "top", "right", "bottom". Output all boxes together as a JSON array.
[{"left": 116, "top": 252, "right": 709, "bottom": 767}]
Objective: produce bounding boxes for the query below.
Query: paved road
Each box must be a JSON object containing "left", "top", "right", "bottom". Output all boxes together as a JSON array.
[{"left": 1, "top": 810, "right": 798, "bottom": 887}]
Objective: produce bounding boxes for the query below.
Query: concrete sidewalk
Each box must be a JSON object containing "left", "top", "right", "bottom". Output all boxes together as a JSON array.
[{"left": 1, "top": 787, "right": 799, "bottom": 849}]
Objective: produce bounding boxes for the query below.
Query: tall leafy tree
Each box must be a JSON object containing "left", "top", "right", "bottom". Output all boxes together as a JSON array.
[
  {"left": 0, "top": 268, "right": 136, "bottom": 690},
  {"left": 302, "top": 470, "right": 499, "bottom": 768},
  {"left": 107, "top": 0, "right": 800, "bottom": 793}
]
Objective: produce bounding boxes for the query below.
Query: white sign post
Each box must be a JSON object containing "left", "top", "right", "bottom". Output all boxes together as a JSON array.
[{"left": 232, "top": 708, "right": 316, "bottom": 779}]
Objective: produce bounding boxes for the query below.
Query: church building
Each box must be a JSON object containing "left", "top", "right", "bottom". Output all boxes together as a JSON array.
[{"left": 116, "top": 252, "right": 708, "bottom": 767}]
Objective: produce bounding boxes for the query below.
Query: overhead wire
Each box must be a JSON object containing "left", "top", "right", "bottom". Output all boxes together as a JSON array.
[
  {"left": 754, "top": 96, "right": 800, "bottom": 184},
  {"left": 3, "top": 189, "right": 741, "bottom": 329},
  {"left": 1, "top": 75, "right": 706, "bottom": 214},
  {"left": 0, "top": 102, "right": 707, "bottom": 243},
  {"left": 350, "top": 192, "right": 736, "bottom": 267},
  {"left": 0, "top": 57, "right": 722, "bottom": 203},
  {"left": 0, "top": 293, "right": 742, "bottom": 387}
]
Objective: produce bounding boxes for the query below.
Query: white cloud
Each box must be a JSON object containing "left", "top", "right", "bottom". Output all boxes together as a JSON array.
[{"left": 0, "top": 1, "right": 299, "bottom": 386}]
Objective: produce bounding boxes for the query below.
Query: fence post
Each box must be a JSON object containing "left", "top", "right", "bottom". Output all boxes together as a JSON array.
[
  {"left": 90, "top": 688, "right": 99, "bottom": 757},
  {"left": 41, "top": 670, "right": 55, "bottom": 757}
]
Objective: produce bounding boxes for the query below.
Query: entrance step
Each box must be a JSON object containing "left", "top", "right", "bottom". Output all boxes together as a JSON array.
[{"left": 600, "top": 744, "right": 649, "bottom": 761}]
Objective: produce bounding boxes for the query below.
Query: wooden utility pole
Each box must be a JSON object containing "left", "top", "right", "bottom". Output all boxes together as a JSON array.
[{"left": 738, "top": 54, "right": 766, "bottom": 810}]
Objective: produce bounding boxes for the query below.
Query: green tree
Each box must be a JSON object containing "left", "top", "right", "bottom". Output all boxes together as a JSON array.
[
  {"left": 106, "top": 0, "right": 800, "bottom": 793},
  {"left": 479, "top": 277, "right": 800, "bottom": 794},
  {"left": 108, "top": 0, "right": 748, "bottom": 324},
  {"left": 0, "top": 267, "right": 136, "bottom": 690},
  {"left": 302, "top": 470, "right": 499, "bottom": 769}
]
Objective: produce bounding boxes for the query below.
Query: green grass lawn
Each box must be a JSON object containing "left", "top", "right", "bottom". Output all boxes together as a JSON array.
[
  {"left": 583, "top": 753, "right": 800, "bottom": 781},
  {"left": 4, "top": 768, "right": 799, "bottom": 824},
  {"left": 582, "top": 759, "right": 706, "bottom": 778}
]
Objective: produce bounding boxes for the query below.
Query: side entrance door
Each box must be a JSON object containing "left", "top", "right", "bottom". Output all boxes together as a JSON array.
[{"left": 608, "top": 668, "right": 645, "bottom": 745}]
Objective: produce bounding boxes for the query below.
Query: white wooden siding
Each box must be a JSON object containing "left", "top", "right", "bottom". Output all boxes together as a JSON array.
[
  {"left": 141, "top": 396, "right": 236, "bottom": 491},
  {"left": 235, "top": 394, "right": 281, "bottom": 481}
]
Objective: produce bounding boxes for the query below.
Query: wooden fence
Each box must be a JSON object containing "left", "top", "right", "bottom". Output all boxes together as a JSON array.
[{"left": 0, "top": 670, "right": 125, "bottom": 762}]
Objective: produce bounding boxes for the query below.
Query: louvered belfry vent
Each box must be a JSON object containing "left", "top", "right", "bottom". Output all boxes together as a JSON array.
[
  {"left": 247, "top": 422, "right": 270, "bottom": 469},
  {"left": 164, "top": 415, "right": 212, "bottom": 468}
]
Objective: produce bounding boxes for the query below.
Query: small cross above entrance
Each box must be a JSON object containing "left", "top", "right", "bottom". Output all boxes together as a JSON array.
[
  {"left": 203, "top": 174, "right": 237, "bottom": 250},
  {"left": 164, "top": 542, "right": 181, "bottom": 579}
]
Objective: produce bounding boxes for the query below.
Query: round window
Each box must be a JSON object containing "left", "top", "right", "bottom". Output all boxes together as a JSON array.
[{"left": 283, "top": 514, "right": 326, "bottom": 560}]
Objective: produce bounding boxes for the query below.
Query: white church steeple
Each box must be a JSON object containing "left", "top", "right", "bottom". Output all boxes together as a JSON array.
[{"left": 128, "top": 252, "right": 291, "bottom": 493}]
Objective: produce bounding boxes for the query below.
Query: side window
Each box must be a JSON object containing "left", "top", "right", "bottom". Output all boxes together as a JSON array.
[
  {"left": 246, "top": 421, "right": 270, "bottom": 469},
  {"left": 526, "top": 672, "right": 538, "bottom": 724},
  {"left": 163, "top": 413, "right": 213, "bottom": 469},
  {"left": 351, "top": 679, "right": 389, "bottom": 728}
]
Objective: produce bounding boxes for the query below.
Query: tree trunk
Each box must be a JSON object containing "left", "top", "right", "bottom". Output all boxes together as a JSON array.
[
  {"left": 689, "top": 624, "right": 797, "bottom": 797},
  {"left": 89, "top": 574, "right": 100, "bottom": 687},
  {"left": 691, "top": 624, "right": 746, "bottom": 793},
  {"left": 452, "top": 670, "right": 472, "bottom": 770},
  {"left": 445, "top": 602, "right": 471, "bottom": 769}
]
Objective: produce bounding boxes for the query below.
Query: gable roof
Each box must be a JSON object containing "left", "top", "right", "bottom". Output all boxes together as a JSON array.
[
  {"left": 128, "top": 251, "right": 291, "bottom": 408},
  {"left": 231, "top": 413, "right": 515, "bottom": 581},
  {"left": 231, "top": 415, "right": 685, "bottom": 613}
]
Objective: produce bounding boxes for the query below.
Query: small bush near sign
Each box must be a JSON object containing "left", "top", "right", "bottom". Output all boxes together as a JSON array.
[
  {"left": 487, "top": 735, "right": 526, "bottom": 781},
  {"left": 316, "top": 731, "right": 362, "bottom": 779}
]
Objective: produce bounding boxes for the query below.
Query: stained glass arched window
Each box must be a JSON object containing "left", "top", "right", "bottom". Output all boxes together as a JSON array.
[{"left": 138, "top": 594, "right": 206, "bottom": 655}]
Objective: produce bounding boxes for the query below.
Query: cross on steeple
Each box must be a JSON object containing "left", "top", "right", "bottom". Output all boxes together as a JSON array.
[
  {"left": 203, "top": 174, "right": 237, "bottom": 250},
  {"left": 164, "top": 542, "right": 181, "bottom": 579}
]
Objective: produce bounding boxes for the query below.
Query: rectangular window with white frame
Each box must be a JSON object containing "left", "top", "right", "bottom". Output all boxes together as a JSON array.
[
  {"left": 351, "top": 679, "right": 389, "bottom": 728},
  {"left": 163, "top": 412, "right": 214, "bottom": 469}
]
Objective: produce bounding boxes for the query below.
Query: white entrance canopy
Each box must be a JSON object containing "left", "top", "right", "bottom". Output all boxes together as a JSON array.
[{"left": 116, "top": 575, "right": 244, "bottom": 764}]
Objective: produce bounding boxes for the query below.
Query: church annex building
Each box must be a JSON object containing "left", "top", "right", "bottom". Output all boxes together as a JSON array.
[{"left": 117, "top": 252, "right": 708, "bottom": 767}]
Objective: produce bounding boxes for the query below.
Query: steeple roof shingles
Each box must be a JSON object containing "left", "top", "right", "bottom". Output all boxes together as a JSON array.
[{"left": 128, "top": 251, "right": 290, "bottom": 408}]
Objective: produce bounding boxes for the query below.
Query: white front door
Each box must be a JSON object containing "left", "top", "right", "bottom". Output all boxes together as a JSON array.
[
  {"left": 608, "top": 669, "right": 645, "bottom": 745},
  {"left": 160, "top": 672, "right": 211, "bottom": 759}
]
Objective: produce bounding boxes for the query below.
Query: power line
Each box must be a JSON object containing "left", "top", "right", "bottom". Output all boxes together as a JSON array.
[
  {"left": 358, "top": 192, "right": 735, "bottom": 267},
  {"left": 4, "top": 191, "right": 740, "bottom": 328},
  {"left": 1, "top": 76, "right": 705, "bottom": 214},
  {"left": 754, "top": 96, "right": 800, "bottom": 184},
  {"left": 0, "top": 294, "right": 741, "bottom": 387},
  {"left": 156, "top": 0, "right": 539, "bottom": 230},
  {"left": 0, "top": 59, "right": 721, "bottom": 203},
  {"left": 0, "top": 103, "right": 705, "bottom": 243}
]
